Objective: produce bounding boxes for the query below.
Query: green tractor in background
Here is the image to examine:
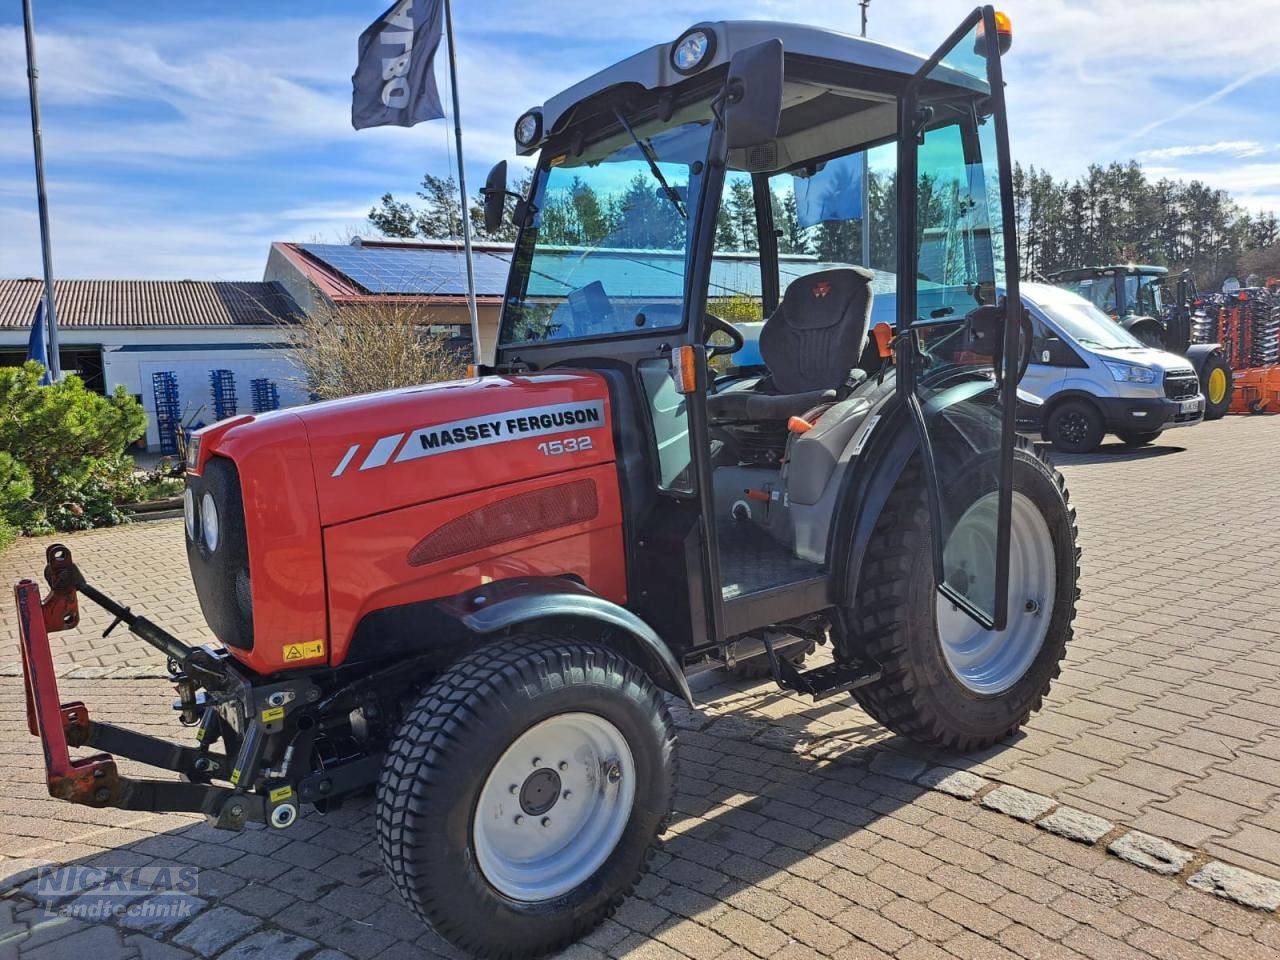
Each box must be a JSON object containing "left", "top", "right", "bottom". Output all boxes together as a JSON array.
[{"left": 1046, "top": 264, "right": 1233, "bottom": 420}]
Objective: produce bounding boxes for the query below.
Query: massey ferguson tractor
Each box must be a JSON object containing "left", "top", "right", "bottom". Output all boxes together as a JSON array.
[{"left": 15, "top": 10, "right": 1080, "bottom": 957}]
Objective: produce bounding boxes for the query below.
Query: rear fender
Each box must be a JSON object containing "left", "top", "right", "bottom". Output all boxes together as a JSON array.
[
  {"left": 434, "top": 576, "right": 693, "bottom": 705},
  {"left": 1185, "top": 343, "right": 1223, "bottom": 377}
]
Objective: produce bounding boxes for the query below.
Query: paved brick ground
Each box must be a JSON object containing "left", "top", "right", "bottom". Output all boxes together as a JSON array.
[{"left": 2, "top": 415, "right": 1279, "bottom": 958}]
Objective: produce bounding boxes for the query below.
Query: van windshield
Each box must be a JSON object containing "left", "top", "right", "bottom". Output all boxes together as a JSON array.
[{"left": 1034, "top": 289, "right": 1145, "bottom": 351}]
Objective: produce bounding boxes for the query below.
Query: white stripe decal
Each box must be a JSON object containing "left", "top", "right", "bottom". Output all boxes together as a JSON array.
[
  {"left": 360, "top": 433, "right": 405, "bottom": 471},
  {"left": 331, "top": 444, "right": 360, "bottom": 478}
]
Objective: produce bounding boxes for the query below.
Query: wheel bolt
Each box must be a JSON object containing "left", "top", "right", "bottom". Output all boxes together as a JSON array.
[
  {"left": 1024, "top": 599, "right": 1040, "bottom": 615},
  {"left": 509, "top": 784, "right": 518, "bottom": 794},
  {"left": 605, "top": 760, "right": 622, "bottom": 783},
  {"left": 532, "top": 757, "right": 541, "bottom": 767},
  {"left": 541, "top": 817, "right": 551, "bottom": 827},
  {"left": 558, "top": 761, "right": 568, "bottom": 771},
  {"left": 562, "top": 790, "right": 572, "bottom": 800},
  {"left": 514, "top": 815, "right": 524, "bottom": 825}
]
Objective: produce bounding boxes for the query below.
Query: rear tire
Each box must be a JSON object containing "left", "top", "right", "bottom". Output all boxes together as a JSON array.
[
  {"left": 849, "top": 443, "right": 1079, "bottom": 752},
  {"left": 377, "top": 637, "right": 675, "bottom": 959},
  {"left": 1115, "top": 430, "right": 1162, "bottom": 446},
  {"left": 1045, "top": 399, "right": 1104, "bottom": 453},
  {"left": 1200, "top": 356, "right": 1233, "bottom": 420}
]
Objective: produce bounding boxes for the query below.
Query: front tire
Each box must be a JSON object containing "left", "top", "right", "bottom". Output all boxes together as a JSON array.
[
  {"left": 1115, "top": 429, "right": 1162, "bottom": 446},
  {"left": 1045, "top": 399, "right": 1104, "bottom": 453},
  {"left": 377, "top": 638, "right": 675, "bottom": 959},
  {"left": 849, "top": 443, "right": 1079, "bottom": 752}
]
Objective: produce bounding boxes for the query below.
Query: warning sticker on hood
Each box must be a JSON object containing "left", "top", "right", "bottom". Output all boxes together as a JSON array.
[{"left": 332, "top": 400, "right": 605, "bottom": 476}]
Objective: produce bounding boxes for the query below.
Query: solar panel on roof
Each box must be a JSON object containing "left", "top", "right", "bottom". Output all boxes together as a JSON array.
[{"left": 300, "top": 244, "right": 513, "bottom": 296}]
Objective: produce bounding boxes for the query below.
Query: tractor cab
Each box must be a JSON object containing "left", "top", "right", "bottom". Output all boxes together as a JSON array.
[{"left": 482, "top": 10, "right": 1033, "bottom": 678}]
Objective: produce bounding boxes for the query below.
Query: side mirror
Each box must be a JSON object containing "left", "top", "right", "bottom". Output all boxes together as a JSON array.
[
  {"left": 482, "top": 160, "right": 507, "bottom": 234},
  {"left": 723, "top": 39, "right": 783, "bottom": 150}
]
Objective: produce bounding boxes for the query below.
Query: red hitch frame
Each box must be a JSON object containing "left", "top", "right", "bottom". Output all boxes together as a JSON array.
[{"left": 15, "top": 573, "right": 122, "bottom": 806}]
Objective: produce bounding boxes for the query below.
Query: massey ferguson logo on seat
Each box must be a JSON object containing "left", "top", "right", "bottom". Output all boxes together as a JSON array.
[{"left": 812, "top": 281, "right": 831, "bottom": 298}]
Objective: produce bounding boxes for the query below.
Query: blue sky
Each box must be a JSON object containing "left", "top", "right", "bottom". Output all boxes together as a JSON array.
[{"left": 2, "top": 0, "right": 1278, "bottom": 279}]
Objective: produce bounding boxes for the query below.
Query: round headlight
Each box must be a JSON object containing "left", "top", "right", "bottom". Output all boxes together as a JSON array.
[
  {"left": 514, "top": 111, "right": 542, "bottom": 148},
  {"left": 183, "top": 488, "right": 197, "bottom": 541},
  {"left": 671, "top": 28, "right": 715, "bottom": 74},
  {"left": 201, "top": 492, "right": 220, "bottom": 553}
]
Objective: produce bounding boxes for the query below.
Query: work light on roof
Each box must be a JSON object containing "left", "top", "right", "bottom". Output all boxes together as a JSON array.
[
  {"left": 514, "top": 110, "right": 542, "bottom": 148},
  {"left": 671, "top": 28, "right": 715, "bottom": 74}
]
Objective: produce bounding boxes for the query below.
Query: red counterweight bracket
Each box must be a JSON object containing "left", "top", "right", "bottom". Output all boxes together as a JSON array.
[
  {"left": 15, "top": 576, "right": 121, "bottom": 806},
  {"left": 41, "top": 543, "right": 81, "bottom": 633}
]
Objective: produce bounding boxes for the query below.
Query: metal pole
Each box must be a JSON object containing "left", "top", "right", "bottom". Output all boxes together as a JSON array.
[
  {"left": 442, "top": 0, "right": 481, "bottom": 366},
  {"left": 22, "top": 0, "right": 61, "bottom": 380},
  {"left": 859, "top": 0, "right": 871, "bottom": 268}
]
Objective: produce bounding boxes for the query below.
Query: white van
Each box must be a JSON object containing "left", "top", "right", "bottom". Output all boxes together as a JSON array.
[{"left": 1018, "top": 282, "right": 1204, "bottom": 453}]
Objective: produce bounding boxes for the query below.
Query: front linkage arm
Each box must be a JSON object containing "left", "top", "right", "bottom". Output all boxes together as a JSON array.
[{"left": 15, "top": 544, "right": 269, "bottom": 830}]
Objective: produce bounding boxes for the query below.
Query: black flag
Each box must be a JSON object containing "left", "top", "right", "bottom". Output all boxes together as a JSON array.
[{"left": 351, "top": 0, "right": 445, "bottom": 130}]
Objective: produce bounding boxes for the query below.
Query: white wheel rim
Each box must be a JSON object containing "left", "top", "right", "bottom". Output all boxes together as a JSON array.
[
  {"left": 935, "top": 491, "right": 1056, "bottom": 695},
  {"left": 472, "top": 712, "right": 635, "bottom": 902}
]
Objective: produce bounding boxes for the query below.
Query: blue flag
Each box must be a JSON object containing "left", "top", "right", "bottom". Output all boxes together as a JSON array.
[
  {"left": 26, "top": 299, "right": 51, "bottom": 385},
  {"left": 351, "top": 0, "right": 446, "bottom": 130},
  {"left": 793, "top": 153, "right": 865, "bottom": 229}
]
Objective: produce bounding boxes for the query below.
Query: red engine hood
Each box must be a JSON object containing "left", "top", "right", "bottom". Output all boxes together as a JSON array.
[{"left": 289, "top": 372, "right": 614, "bottom": 527}]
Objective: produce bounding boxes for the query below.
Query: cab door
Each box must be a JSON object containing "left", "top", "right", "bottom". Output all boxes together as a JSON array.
[{"left": 896, "top": 7, "right": 1022, "bottom": 631}]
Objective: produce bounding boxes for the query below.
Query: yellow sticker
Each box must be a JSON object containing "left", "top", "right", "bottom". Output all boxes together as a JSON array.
[
  {"left": 548, "top": 153, "right": 567, "bottom": 167},
  {"left": 260, "top": 706, "right": 285, "bottom": 723},
  {"left": 283, "top": 640, "right": 325, "bottom": 663},
  {"left": 230, "top": 768, "right": 241, "bottom": 785},
  {"left": 195, "top": 726, "right": 206, "bottom": 742},
  {"left": 269, "top": 785, "right": 293, "bottom": 804}
]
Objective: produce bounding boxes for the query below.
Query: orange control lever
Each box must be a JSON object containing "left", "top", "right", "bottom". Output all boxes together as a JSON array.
[{"left": 872, "top": 322, "right": 894, "bottom": 361}]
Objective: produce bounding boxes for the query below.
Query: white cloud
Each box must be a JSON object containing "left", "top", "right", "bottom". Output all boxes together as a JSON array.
[{"left": 1137, "top": 141, "right": 1274, "bottom": 162}]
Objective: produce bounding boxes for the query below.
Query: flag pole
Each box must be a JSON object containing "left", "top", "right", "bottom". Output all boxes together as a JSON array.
[
  {"left": 442, "top": 0, "right": 481, "bottom": 366},
  {"left": 22, "top": 0, "right": 61, "bottom": 380}
]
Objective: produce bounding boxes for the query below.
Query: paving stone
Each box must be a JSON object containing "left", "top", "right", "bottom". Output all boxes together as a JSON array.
[
  {"left": 1107, "top": 831, "right": 1193, "bottom": 876},
  {"left": 868, "top": 751, "right": 927, "bottom": 781},
  {"left": 124, "top": 933, "right": 196, "bottom": 960},
  {"left": 171, "top": 904, "right": 261, "bottom": 955},
  {"left": 981, "top": 785, "right": 1056, "bottom": 822},
  {"left": 117, "top": 894, "right": 207, "bottom": 935},
  {"left": 1186, "top": 861, "right": 1280, "bottom": 912},
  {"left": 1037, "top": 806, "right": 1113, "bottom": 845},
  {"left": 916, "top": 767, "right": 987, "bottom": 800},
  {"left": 20, "top": 923, "right": 133, "bottom": 960},
  {"left": 217, "top": 929, "right": 318, "bottom": 960}
]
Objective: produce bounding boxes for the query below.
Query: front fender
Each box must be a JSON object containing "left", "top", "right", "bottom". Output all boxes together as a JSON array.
[
  {"left": 435, "top": 576, "right": 693, "bottom": 705},
  {"left": 1185, "top": 343, "right": 1223, "bottom": 376}
]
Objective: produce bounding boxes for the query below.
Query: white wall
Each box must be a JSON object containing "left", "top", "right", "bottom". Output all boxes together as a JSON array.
[{"left": 0, "top": 326, "right": 308, "bottom": 449}]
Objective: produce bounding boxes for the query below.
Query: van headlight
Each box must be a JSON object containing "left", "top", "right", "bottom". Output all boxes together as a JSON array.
[
  {"left": 1103, "top": 361, "right": 1156, "bottom": 383},
  {"left": 201, "top": 492, "right": 220, "bottom": 552}
]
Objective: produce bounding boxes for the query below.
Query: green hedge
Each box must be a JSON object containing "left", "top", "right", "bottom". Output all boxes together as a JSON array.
[{"left": 0, "top": 362, "right": 148, "bottom": 534}]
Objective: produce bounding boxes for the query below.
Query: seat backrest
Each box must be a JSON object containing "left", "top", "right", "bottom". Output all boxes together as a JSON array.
[{"left": 759, "top": 267, "right": 875, "bottom": 394}]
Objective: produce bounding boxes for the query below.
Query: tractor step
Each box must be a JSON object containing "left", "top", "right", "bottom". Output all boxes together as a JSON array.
[{"left": 762, "top": 635, "right": 881, "bottom": 700}]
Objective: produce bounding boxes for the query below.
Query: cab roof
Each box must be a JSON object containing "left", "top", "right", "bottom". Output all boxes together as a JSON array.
[
  {"left": 520, "top": 20, "right": 939, "bottom": 153},
  {"left": 1047, "top": 265, "right": 1168, "bottom": 281}
]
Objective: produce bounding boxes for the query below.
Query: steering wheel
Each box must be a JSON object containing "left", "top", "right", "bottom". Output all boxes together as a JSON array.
[
  {"left": 703, "top": 313, "right": 745, "bottom": 358},
  {"left": 963, "top": 301, "right": 1033, "bottom": 388}
]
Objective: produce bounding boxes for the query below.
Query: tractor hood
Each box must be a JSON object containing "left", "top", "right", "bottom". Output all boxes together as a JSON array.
[{"left": 293, "top": 372, "right": 613, "bottom": 527}]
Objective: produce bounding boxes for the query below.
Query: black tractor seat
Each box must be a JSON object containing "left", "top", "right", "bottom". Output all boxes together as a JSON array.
[{"left": 707, "top": 266, "right": 875, "bottom": 424}]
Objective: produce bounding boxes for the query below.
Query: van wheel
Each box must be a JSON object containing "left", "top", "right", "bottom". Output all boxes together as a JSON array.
[
  {"left": 377, "top": 637, "right": 675, "bottom": 959},
  {"left": 848, "top": 444, "right": 1079, "bottom": 751},
  {"left": 1045, "top": 399, "right": 1103, "bottom": 453},
  {"left": 1115, "top": 430, "right": 1161, "bottom": 446}
]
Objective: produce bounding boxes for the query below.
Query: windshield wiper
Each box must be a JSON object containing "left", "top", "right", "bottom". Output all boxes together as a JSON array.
[{"left": 613, "top": 106, "right": 686, "bottom": 219}]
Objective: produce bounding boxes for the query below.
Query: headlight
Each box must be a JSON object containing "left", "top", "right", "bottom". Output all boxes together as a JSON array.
[
  {"left": 183, "top": 488, "right": 197, "bottom": 541},
  {"left": 201, "top": 492, "right": 220, "bottom": 552},
  {"left": 185, "top": 433, "right": 202, "bottom": 471},
  {"left": 514, "top": 110, "right": 542, "bottom": 148},
  {"left": 1103, "top": 361, "right": 1156, "bottom": 383},
  {"left": 671, "top": 27, "right": 715, "bottom": 74}
]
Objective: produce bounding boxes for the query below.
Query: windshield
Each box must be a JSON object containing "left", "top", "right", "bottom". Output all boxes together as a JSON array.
[
  {"left": 499, "top": 110, "right": 713, "bottom": 346},
  {"left": 1034, "top": 289, "right": 1145, "bottom": 350}
]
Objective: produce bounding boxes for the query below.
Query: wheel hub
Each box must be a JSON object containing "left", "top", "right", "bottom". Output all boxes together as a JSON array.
[
  {"left": 936, "top": 491, "right": 1056, "bottom": 695},
  {"left": 520, "top": 768, "right": 562, "bottom": 816}
]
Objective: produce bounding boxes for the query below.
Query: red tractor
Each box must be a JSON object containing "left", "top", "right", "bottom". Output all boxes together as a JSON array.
[{"left": 15, "top": 10, "right": 1079, "bottom": 957}]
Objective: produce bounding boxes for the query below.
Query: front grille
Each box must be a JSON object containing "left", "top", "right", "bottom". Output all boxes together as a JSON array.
[
  {"left": 1164, "top": 373, "right": 1199, "bottom": 401},
  {"left": 185, "top": 456, "right": 254, "bottom": 650}
]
